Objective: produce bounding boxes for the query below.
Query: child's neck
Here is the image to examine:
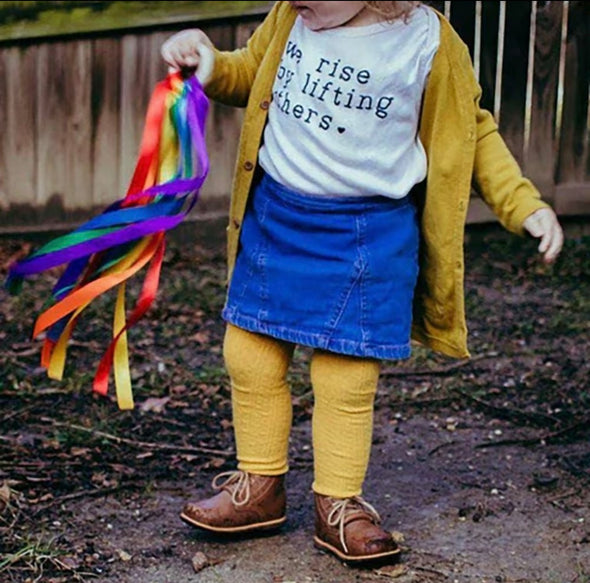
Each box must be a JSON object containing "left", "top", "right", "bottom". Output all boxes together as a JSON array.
[{"left": 344, "top": 7, "right": 387, "bottom": 28}]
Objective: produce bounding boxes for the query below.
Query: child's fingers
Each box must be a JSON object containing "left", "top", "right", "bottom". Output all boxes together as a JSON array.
[
  {"left": 194, "top": 43, "right": 214, "bottom": 84},
  {"left": 161, "top": 30, "right": 203, "bottom": 70},
  {"left": 162, "top": 46, "right": 198, "bottom": 69},
  {"left": 537, "top": 215, "right": 563, "bottom": 264},
  {"left": 523, "top": 208, "right": 564, "bottom": 263},
  {"left": 541, "top": 223, "right": 564, "bottom": 263}
]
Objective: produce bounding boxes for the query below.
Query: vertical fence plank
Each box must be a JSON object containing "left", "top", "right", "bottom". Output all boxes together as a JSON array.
[
  {"left": 526, "top": 1, "right": 563, "bottom": 200},
  {"left": 479, "top": 2, "right": 500, "bottom": 114},
  {"left": 91, "top": 37, "right": 122, "bottom": 208},
  {"left": 449, "top": 0, "right": 476, "bottom": 61},
  {"left": 555, "top": 0, "right": 590, "bottom": 215},
  {"left": 0, "top": 46, "right": 37, "bottom": 222},
  {"left": 150, "top": 30, "right": 171, "bottom": 83},
  {"left": 428, "top": 2, "right": 445, "bottom": 15},
  {"left": 65, "top": 39, "right": 93, "bottom": 215},
  {"left": 119, "top": 34, "right": 160, "bottom": 194},
  {"left": 497, "top": 1, "right": 532, "bottom": 166},
  {"left": 36, "top": 40, "right": 93, "bottom": 220},
  {"left": 36, "top": 42, "right": 69, "bottom": 211},
  {"left": 557, "top": 1, "right": 589, "bottom": 184},
  {"left": 0, "top": 48, "right": 7, "bottom": 214}
]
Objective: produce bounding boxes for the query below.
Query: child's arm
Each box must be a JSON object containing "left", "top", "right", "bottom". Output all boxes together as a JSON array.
[
  {"left": 471, "top": 83, "right": 563, "bottom": 263},
  {"left": 161, "top": 2, "right": 286, "bottom": 107}
]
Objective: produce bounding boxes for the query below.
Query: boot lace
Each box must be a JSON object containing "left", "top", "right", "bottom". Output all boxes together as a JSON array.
[
  {"left": 211, "top": 470, "right": 251, "bottom": 507},
  {"left": 326, "top": 496, "right": 381, "bottom": 554}
]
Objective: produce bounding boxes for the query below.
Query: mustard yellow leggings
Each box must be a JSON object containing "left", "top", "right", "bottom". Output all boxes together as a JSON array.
[{"left": 223, "top": 324, "right": 380, "bottom": 498}]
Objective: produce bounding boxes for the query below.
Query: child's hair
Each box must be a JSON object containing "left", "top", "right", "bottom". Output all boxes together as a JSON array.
[{"left": 364, "top": 1, "right": 421, "bottom": 22}]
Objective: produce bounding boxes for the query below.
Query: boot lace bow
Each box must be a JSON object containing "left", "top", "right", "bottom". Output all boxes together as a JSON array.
[
  {"left": 326, "top": 496, "right": 382, "bottom": 554},
  {"left": 211, "top": 470, "right": 251, "bottom": 507}
]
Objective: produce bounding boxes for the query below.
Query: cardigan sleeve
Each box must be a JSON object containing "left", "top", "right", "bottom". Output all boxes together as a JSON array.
[
  {"left": 204, "top": 1, "right": 284, "bottom": 107},
  {"left": 469, "top": 47, "right": 549, "bottom": 235}
]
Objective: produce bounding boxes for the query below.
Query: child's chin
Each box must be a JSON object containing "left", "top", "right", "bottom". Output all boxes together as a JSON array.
[{"left": 301, "top": 19, "right": 325, "bottom": 31}]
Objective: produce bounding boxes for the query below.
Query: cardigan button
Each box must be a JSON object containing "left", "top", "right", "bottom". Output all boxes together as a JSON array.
[
  {"left": 260, "top": 99, "right": 270, "bottom": 110},
  {"left": 243, "top": 161, "right": 254, "bottom": 171},
  {"left": 232, "top": 218, "right": 240, "bottom": 229}
]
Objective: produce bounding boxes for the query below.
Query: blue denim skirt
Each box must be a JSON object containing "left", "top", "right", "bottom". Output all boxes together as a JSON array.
[{"left": 222, "top": 172, "right": 420, "bottom": 360}]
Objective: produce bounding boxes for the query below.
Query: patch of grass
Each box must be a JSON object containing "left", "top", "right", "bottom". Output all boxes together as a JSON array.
[
  {"left": 192, "top": 363, "right": 228, "bottom": 385},
  {"left": 0, "top": 534, "right": 68, "bottom": 581},
  {"left": 544, "top": 290, "right": 590, "bottom": 335}
]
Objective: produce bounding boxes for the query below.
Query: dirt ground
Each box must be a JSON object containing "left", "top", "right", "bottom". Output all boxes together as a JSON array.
[{"left": 1, "top": 217, "right": 589, "bottom": 583}]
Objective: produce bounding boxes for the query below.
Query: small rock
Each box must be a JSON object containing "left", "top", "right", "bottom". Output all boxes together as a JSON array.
[
  {"left": 117, "top": 550, "right": 132, "bottom": 562},
  {"left": 531, "top": 472, "right": 559, "bottom": 489},
  {"left": 191, "top": 551, "right": 210, "bottom": 573}
]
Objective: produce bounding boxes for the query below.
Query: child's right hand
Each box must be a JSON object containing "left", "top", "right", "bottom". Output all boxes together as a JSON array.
[
  {"left": 522, "top": 207, "right": 564, "bottom": 264},
  {"left": 161, "top": 29, "right": 214, "bottom": 84}
]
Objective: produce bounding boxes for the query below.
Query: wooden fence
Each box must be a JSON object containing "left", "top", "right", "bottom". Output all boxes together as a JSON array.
[{"left": 0, "top": 1, "right": 588, "bottom": 233}]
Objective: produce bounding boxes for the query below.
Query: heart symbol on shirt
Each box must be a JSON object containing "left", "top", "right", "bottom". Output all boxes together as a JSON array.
[{"left": 337, "top": 127, "right": 346, "bottom": 134}]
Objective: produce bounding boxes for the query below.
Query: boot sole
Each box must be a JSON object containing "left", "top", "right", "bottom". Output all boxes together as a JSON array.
[
  {"left": 180, "top": 512, "right": 286, "bottom": 534},
  {"left": 313, "top": 535, "right": 401, "bottom": 563}
]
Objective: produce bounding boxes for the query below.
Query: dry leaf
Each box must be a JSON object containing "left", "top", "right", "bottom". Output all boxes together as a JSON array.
[
  {"left": 0, "top": 482, "right": 11, "bottom": 512},
  {"left": 374, "top": 563, "right": 407, "bottom": 578},
  {"left": 140, "top": 396, "right": 171, "bottom": 413},
  {"left": 117, "top": 549, "right": 132, "bottom": 562},
  {"left": 206, "top": 457, "right": 227, "bottom": 469}
]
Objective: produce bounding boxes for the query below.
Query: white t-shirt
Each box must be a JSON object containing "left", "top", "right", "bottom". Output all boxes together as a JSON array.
[{"left": 258, "top": 5, "right": 440, "bottom": 198}]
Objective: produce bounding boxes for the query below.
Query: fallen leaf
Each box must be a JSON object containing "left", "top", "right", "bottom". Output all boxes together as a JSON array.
[
  {"left": 56, "top": 555, "right": 82, "bottom": 570},
  {"left": 206, "top": 457, "right": 227, "bottom": 469},
  {"left": 374, "top": 564, "right": 407, "bottom": 578},
  {"left": 0, "top": 482, "right": 10, "bottom": 511},
  {"left": 140, "top": 396, "right": 171, "bottom": 413},
  {"left": 189, "top": 331, "right": 210, "bottom": 344}
]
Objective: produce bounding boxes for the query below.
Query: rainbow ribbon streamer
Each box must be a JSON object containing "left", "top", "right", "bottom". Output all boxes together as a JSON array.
[{"left": 5, "top": 73, "right": 209, "bottom": 410}]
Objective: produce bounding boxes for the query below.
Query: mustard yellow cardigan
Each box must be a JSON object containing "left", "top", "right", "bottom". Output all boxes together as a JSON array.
[{"left": 205, "top": 1, "right": 549, "bottom": 359}]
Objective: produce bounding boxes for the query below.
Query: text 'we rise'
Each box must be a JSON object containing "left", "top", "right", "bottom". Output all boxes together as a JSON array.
[{"left": 272, "top": 41, "right": 396, "bottom": 132}]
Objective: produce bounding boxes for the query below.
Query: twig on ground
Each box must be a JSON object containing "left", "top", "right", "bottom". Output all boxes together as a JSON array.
[
  {"left": 428, "top": 440, "right": 457, "bottom": 456},
  {"left": 387, "top": 395, "right": 454, "bottom": 408},
  {"left": 0, "top": 403, "right": 39, "bottom": 424},
  {"left": 546, "top": 488, "right": 580, "bottom": 505},
  {"left": 32, "top": 482, "right": 142, "bottom": 513},
  {"left": 475, "top": 418, "right": 590, "bottom": 449},
  {"left": 414, "top": 565, "right": 450, "bottom": 578},
  {"left": 46, "top": 420, "right": 234, "bottom": 457},
  {"left": 453, "top": 388, "right": 559, "bottom": 426},
  {"left": 380, "top": 351, "right": 499, "bottom": 377},
  {"left": 7, "top": 347, "right": 40, "bottom": 358}
]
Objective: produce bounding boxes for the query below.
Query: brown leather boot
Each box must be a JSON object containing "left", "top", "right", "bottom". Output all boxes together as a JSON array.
[
  {"left": 313, "top": 493, "right": 400, "bottom": 563},
  {"left": 180, "top": 470, "right": 286, "bottom": 534}
]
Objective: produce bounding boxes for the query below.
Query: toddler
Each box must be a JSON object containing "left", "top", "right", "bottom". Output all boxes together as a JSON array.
[{"left": 161, "top": 0, "right": 563, "bottom": 564}]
